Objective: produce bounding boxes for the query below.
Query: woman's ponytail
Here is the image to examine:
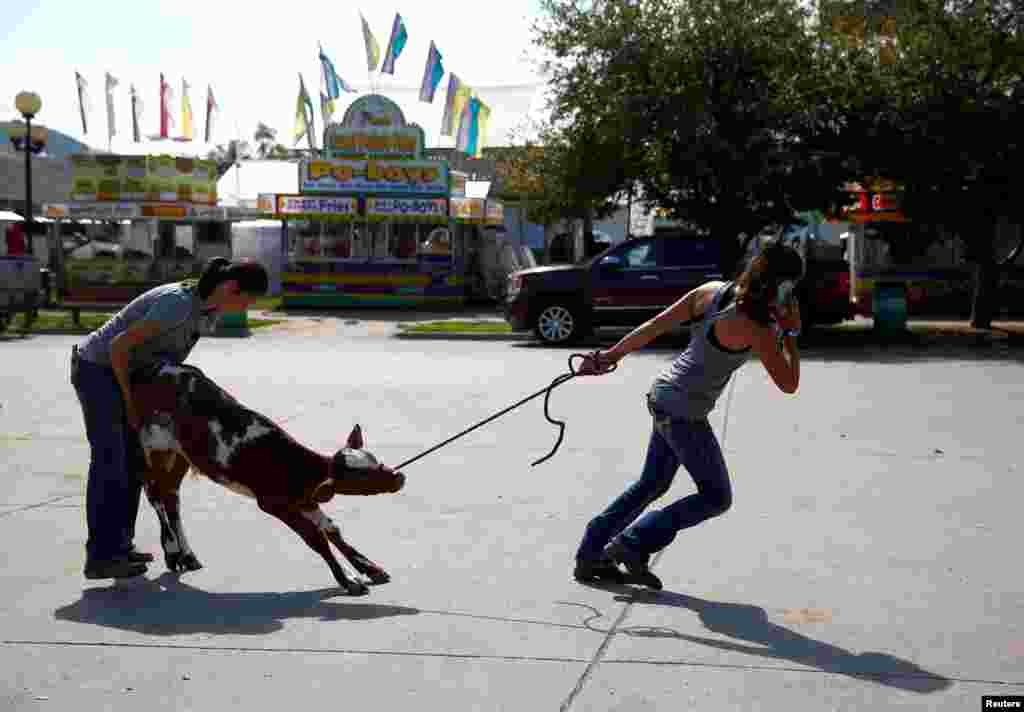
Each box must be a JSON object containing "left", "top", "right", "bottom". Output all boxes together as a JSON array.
[{"left": 197, "top": 257, "right": 230, "bottom": 299}]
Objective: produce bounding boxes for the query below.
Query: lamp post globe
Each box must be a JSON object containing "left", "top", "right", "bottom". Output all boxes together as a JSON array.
[{"left": 15, "top": 91, "right": 42, "bottom": 118}]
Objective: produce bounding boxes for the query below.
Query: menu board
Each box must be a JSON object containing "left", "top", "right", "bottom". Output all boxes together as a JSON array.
[{"left": 67, "top": 154, "right": 217, "bottom": 204}]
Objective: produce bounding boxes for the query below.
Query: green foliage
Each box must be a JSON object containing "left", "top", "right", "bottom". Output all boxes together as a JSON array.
[
  {"left": 206, "top": 123, "right": 293, "bottom": 177},
  {"left": 531, "top": 0, "right": 860, "bottom": 273}
]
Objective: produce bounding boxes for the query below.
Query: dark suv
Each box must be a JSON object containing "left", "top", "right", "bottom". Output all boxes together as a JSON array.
[{"left": 504, "top": 235, "right": 723, "bottom": 344}]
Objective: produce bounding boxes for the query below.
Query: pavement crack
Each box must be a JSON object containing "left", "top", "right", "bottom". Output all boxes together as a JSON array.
[{"left": 0, "top": 495, "right": 78, "bottom": 519}]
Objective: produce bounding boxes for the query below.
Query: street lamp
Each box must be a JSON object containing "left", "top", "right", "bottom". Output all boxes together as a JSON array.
[{"left": 14, "top": 91, "right": 42, "bottom": 255}]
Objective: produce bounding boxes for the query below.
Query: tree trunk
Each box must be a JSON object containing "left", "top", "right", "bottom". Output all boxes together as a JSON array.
[{"left": 970, "top": 257, "right": 998, "bottom": 329}]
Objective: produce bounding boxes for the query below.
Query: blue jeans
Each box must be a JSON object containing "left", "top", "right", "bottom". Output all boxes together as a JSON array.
[
  {"left": 71, "top": 348, "right": 144, "bottom": 562},
  {"left": 576, "top": 400, "right": 732, "bottom": 561}
]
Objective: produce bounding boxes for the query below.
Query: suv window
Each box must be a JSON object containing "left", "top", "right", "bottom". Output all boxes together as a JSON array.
[
  {"left": 663, "top": 237, "right": 719, "bottom": 267},
  {"left": 621, "top": 240, "right": 659, "bottom": 268}
]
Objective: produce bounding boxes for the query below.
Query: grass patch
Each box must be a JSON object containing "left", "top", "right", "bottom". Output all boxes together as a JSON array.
[
  {"left": 248, "top": 318, "right": 285, "bottom": 329},
  {"left": 250, "top": 296, "right": 283, "bottom": 312},
  {"left": 6, "top": 310, "right": 113, "bottom": 333},
  {"left": 401, "top": 320, "right": 513, "bottom": 334}
]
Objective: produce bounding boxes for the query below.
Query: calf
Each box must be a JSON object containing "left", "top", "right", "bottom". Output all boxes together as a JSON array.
[{"left": 130, "top": 363, "right": 405, "bottom": 595}]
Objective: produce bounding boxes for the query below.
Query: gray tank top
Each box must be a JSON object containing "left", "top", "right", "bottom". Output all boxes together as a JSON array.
[
  {"left": 76, "top": 282, "right": 217, "bottom": 376},
  {"left": 649, "top": 282, "right": 750, "bottom": 420}
]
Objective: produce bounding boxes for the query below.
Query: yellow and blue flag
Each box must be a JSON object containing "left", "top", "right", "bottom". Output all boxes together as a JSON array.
[
  {"left": 360, "top": 12, "right": 381, "bottom": 72},
  {"left": 440, "top": 74, "right": 463, "bottom": 136},
  {"left": 320, "top": 45, "right": 355, "bottom": 99},
  {"left": 419, "top": 41, "right": 445, "bottom": 103},
  {"left": 458, "top": 96, "right": 489, "bottom": 157},
  {"left": 381, "top": 13, "right": 408, "bottom": 75},
  {"left": 294, "top": 73, "right": 315, "bottom": 149}
]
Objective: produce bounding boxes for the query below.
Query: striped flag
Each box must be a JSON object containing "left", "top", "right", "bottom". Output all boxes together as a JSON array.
[
  {"left": 75, "top": 72, "right": 91, "bottom": 135},
  {"left": 293, "top": 73, "right": 316, "bottom": 150},
  {"left": 205, "top": 86, "right": 219, "bottom": 143},
  {"left": 456, "top": 96, "right": 476, "bottom": 153},
  {"left": 179, "top": 78, "right": 194, "bottom": 141},
  {"left": 466, "top": 100, "right": 491, "bottom": 158},
  {"left": 130, "top": 84, "right": 143, "bottom": 143},
  {"left": 360, "top": 12, "right": 381, "bottom": 72},
  {"left": 381, "top": 13, "right": 408, "bottom": 75},
  {"left": 440, "top": 74, "right": 463, "bottom": 136},
  {"left": 319, "top": 44, "right": 354, "bottom": 124},
  {"left": 105, "top": 72, "right": 119, "bottom": 142},
  {"left": 419, "top": 41, "right": 445, "bottom": 103},
  {"left": 159, "top": 73, "right": 176, "bottom": 139},
  {"left": 450, "top": 83, "right": 475, "bottom": 141},
  {"left": 457, "top": 96, "right": 490, "bottom": 157}
]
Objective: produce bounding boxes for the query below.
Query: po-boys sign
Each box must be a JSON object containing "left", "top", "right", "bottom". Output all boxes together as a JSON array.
[{"left": 299, "top": 159, "right": 449, "bottom": 195}]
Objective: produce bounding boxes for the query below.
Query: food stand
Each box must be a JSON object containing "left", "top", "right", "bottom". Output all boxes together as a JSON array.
[
  {"left": 41, "top": 154, "right": 264, "bottom": 318},
  {"left": 277, "top": 94, "right": 504, "bottom": 308}
]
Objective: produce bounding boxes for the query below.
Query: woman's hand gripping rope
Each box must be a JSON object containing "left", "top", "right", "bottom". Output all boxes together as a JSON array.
[{"left": 531, "top": 352, "right": 619, "bottom": 466}]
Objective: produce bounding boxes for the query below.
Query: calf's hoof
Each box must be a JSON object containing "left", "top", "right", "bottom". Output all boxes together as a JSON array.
[
  {"left": 165, "top": 551, "right": 204, "bottom": 573},
  {"left": 341, "top": 579, "right": 370, "bottom": 596},
  {"left": 364, "top": 567, "right": 391, "bottom": 585}
]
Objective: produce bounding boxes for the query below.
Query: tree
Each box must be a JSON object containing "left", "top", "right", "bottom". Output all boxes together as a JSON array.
[
  {"left": 206, "top": 139, "right": 252, "bottom": 178},
  {"left": 206, "top": 122, "right": 293, "bottom": 178},
  {"left": 818, "top": 0, "right": 1024, "bottom": 327},
  {"left": 532, "top": 0, "right": 857, "bottom": 275}
]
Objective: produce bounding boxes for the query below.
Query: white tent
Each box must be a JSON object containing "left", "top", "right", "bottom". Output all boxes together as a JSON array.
[
  {"left": 0, "top": 211, "right": 23, "bottom": 222},
  {"left": 232, "top": 220, "right": 284, "bottom": 296},
  {"left": 217, "top": 160, "right": 299, "bottom": 208}
]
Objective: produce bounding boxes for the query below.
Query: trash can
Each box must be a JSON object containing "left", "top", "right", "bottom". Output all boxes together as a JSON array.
[
  {"left": 872, "top": 281, "right": 908, "bottom": 334},
  {"left": 215, "top": 310, "right": 250, "bottom": 337}
]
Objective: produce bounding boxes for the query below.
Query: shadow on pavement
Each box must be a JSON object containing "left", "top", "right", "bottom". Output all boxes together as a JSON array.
[
  {"left": 54, "top": 573, "right": 420, "bottom": 636},
  {"left": 594, "top": 588, "right": 954, "bottom": 694}
]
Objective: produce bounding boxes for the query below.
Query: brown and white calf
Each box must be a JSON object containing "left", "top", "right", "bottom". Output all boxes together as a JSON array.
[{"left": 130, "top": 363, "right": 405, "bottom": 595}]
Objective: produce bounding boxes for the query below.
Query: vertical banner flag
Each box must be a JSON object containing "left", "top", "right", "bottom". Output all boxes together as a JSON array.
[
  {"left": 293, "top": 73, "right": 316, "bottom": 150},
  {"left": 159, "top": 73, "right": 176, "bottom": 139},
  {"left": 456, "top": 96, "right": 475, "bottom": 153},
  {"left": 471, "top": 100, "right": 492, "bottom": 158},
  {"left": 440, "top": 73, "right": 462, "bottom": 136},
  {"left": 105, "top": 72, "right": 119, "bottom": 142},
  {"left": 360, "top": 12, "right": 381, "bottom": 72},
  {"left": 451, "top": 83, "right": 475, "bottom": 142},
  {"left": 130, "top": 84, "right": 142, "bottom": 143},
  {"left": 205, "top": 85, "right": 218, "bottom": 143},
  {"left": 381, "top": 13, "right": 408, "bottom": 75},
  {"left": 180, "top": 78, "right": 194, "bottom": 141},
  {"left": 318, "top": 43, "right": 346, "bottom": 124},
  {"left": 419, "top": 41, "right": 445, "bottom": 103},
  {"left": 75, "top": 72, "right": 91, "bottom": 135}
]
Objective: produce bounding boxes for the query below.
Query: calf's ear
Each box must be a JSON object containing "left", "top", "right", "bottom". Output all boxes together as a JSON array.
[{"left": 347, "top": 424, "right": 364, "bottom": 450}]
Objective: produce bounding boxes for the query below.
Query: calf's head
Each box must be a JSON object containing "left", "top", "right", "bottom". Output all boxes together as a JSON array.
[{"left": 312, "top": 425, "right": 406, "bottom": 500}]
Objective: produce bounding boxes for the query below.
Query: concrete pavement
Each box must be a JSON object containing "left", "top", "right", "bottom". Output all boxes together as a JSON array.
[{"left": 1, "top": 317, "right": 1022, "bottom": 710}]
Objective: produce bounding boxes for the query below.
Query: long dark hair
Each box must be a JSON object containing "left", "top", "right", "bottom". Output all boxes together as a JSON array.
[
  {"left": 196, "top": 258, "right": 269, "bottom": 299},
  {"left": 734, "top": 240, "right": 804, "bottom": 324}
]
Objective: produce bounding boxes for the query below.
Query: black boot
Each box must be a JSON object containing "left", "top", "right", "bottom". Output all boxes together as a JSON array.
[
  {"left": 574, "top": 557, "right": 627, "bottom": 585},
  {"left": 606, "top": 539, "right": 663, "bottom": 590},
  {"left": 84, "top": 555, "right": 148, "bottom": 580}
]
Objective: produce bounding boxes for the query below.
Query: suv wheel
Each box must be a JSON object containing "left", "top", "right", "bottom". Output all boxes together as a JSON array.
[{"left": 534, "top": 303, "right": 588, "bottom": 345}]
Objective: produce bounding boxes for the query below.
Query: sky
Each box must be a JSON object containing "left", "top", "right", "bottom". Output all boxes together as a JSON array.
[{"left": 0, "top": 0, "right": 553, "bottom": 157}]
